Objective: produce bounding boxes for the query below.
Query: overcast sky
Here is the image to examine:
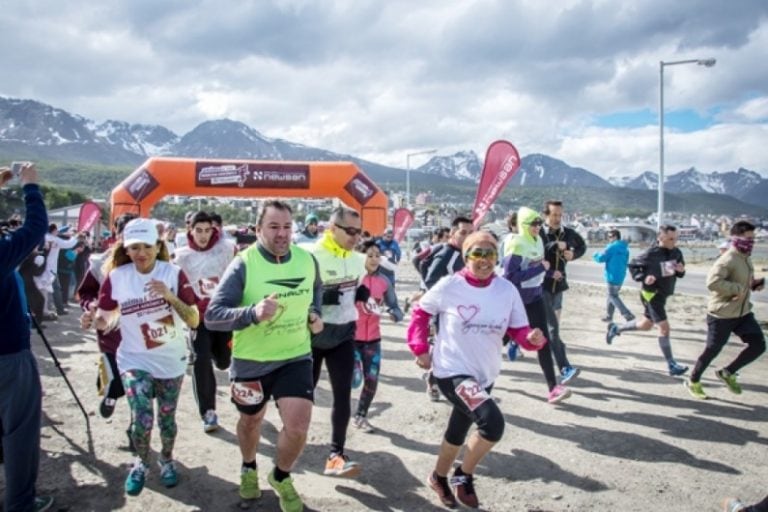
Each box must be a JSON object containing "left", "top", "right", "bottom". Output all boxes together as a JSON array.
[{"left": 2, "top": 0, "right": 767, "bottom": 177}]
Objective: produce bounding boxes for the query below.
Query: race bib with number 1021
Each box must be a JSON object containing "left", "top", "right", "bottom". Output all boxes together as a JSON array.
[
  {"left": 454, "top": 378, "right": 490, "bottom": 412},
  {"left": 231, "top": 380, "right": 264, "bottom": 406}
]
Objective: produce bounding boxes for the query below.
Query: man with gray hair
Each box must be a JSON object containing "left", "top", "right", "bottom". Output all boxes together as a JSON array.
[{"left": 310, "top": 206, "right": 367, "bottom": 478}]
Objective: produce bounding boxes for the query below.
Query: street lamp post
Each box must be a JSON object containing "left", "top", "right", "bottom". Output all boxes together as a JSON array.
[
  {"left": 658, "top": 58, "right": 716, "bottom": 228},
  {"left": 405, "top": 149, "right": 437, "bottom": 255}
]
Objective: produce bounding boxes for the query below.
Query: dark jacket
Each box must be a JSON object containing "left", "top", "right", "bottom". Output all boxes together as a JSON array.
[
  {"left": 423, "top": 243, "right": 464, "bottom": 290},
  {"left": 628, "top": 244, "right": 685, "bottom": 298},
  {"left": 542, "top": 225, "right": 586, "bottom": 293},
  {"left": 0, "top": 184, "right": 48, "bottom": 355}
]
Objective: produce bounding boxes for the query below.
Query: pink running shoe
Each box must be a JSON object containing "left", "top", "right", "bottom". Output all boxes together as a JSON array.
[{"left": 547, "top": 385, "right": 572, "bottom": 404}]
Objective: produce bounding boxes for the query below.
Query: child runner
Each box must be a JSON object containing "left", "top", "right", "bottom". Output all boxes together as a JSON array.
[{"left": 352, "top": 240, "right": 403, "bottom": 432}]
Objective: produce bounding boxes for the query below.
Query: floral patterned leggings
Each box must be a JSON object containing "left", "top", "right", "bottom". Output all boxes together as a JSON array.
[
  {"left": 354, "top": 340, "right": 381, "bottom": 418},
  {"left": 121, "top": 369, "right": 184, "bottom": 463}
]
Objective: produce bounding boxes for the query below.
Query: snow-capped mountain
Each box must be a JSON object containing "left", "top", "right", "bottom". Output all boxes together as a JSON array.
[
  {"left": 418, "top": 151, "right": 482, "bottom": 180},
  {"left": 1, "top": 96, "right": 765, "bottom": 206},
  {"left": 616, "top": 167, "right": 765, "bottom": 204}
]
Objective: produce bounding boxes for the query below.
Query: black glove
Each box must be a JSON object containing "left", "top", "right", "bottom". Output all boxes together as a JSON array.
[
  {"left": 322, "top": 288, "right": 342, "bottom": 305},
  {"left": 354, "top": 284, "right": 371, "bottom": 303}
]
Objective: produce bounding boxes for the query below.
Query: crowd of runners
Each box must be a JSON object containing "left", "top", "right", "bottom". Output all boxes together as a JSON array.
[{"left": 1, "top": 162, "right": 765, "bottom": 511}]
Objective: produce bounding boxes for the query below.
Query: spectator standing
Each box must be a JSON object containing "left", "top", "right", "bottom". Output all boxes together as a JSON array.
[{"left": 0, "top": 162, "right": 54, "bottom": 512}]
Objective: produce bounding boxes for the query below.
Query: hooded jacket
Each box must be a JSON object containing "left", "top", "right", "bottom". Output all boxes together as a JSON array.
[
  {"left": 593, "top": 239, "right": 630, "bottom": 285},
  {"left": 502, "top": 207, "right": 548, "bottom": 304}
]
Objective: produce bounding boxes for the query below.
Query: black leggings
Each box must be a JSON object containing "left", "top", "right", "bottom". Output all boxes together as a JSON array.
[
  {"left": 691, "top": 313, "right": 766, "bottom": 382},
  {"left": 436, "top": 375, "right": 504, "bottom": 446},
  {"left": 746, "top": 495, "right": 768, "bottom": 512},
  {"left": 312, "top": 339, "right": 355, "bottom": 454},
  {"left": 191, "top": 323, "right": 232, "bottom": 417},
  {"left": 526, "top": 298, "right": 558, "bottom": 391}
]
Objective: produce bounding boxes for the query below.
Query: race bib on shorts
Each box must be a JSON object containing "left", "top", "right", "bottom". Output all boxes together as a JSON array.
[
  {"left": 231, "top": 380, "right": 264, "bottom": 406},
  {"left": 454, "top": 378, "right": 490, "bottom": 412}
]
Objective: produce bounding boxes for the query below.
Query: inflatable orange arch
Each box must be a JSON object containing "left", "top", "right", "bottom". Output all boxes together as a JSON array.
[{"left": 110, "top": 157, "right": 388, "bottom": 234}]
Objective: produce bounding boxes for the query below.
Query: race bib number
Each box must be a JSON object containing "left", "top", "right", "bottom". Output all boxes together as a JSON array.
[
  {"left": 231, "top": 380, "right": 264, "bottom": 406},
  {"left": 660, "top": 260, "right": 677, "bottom": 277},
  {"left": 454, "top": 378, "right": 490, "bottom": 412}
]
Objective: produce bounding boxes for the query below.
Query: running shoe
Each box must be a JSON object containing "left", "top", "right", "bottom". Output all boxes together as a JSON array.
[
  {"left": 353, "top": 414, "right": 375, "bottom": 433},
  {"left": 203, "top": 409, "right": 219, "bottom": 433},
  {"left": 451, "top": 472, "right": 479, "bottom": 508},
  {"left": 33, "top": 496, "right": 54, "bottom": 512},
  {"left": 723, "top": 497, "right": 746, "bottom": 512},
  {"left": 625, "top": 314, "right": 636, "bottom": 322},
  {"left": 560, "top": 366, "right": 580, "bottom": 384},
  {"left": 268, "top": 469, "right": 304, "bottom": 512},
  {"left": 427, "top": 472, "right": 457, "bottom": 508},
  {"left": 99, "top": 397, "right": 117, "bottom": 418},
  {"left": 506, "top": 342, "right": 519, "bottom": 361},
  {"left": 547, "top": 385, "right": 572, "bottom": 404},
  {"left": 605, "top": 323, "right": 620, "bottom": 345},
  {"left": 240, "top": 467, "right": 261, "bottom": 500},
  {"left": 424, "top": 371, "right": 440, "bottom": 402},
  {"left": 600, "top": 316, "right": 612, "bottom": 323},
  {"left": 158, "top": 459, "right": 179, "bottom": 488},
  {"left": 716, "top": 369, "right": 742, "bottom": 394},
  {"left": 125, "top": 460, "right": 148, "bottom": 496},
  {"left": 683, "top": 378, "right": 707, "bottom": 400},
  {"left": 668, "top": 360, "right": 689, "bottom": 376},
  {"left": 404, "top": 297, "right": 411, "bottom": 313},
  {"left": 323, "top": 453, "right": 361, "bottom": 478}
]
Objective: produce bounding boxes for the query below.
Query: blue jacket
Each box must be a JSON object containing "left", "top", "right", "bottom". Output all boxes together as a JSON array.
[
  {"left": 375, "top": 237, "right": 402, "bottom": 264},
  {"left": 593, "top": 239, "right": 629, "bottom": 285},
  {"left": 1, "top": 184, "right": 48, "bottom": 355}
]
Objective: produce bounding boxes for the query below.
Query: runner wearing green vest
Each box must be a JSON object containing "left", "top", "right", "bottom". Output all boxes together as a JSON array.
[
  {"left": 206, "top": 200, "right": 323, "bottom": 512},
  {"left": 310, "top": 206, "right": 367, "bottom": 478}
]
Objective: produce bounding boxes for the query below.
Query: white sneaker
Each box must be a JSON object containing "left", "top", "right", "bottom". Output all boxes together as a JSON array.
[
  {"left": 353, "top": 415, "right": 374, "bottom": 433},
  {"left": 203, "top": 409, "right": 219, "bottom": 433}
]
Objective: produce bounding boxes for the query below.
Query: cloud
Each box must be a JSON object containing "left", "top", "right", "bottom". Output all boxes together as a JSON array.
[{"left": 0, "top": 0, "right": 767, "bottom": 176}]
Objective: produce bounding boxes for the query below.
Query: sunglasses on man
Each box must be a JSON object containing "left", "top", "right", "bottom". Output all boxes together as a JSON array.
[{"left": 334, "top": 223, "right": 362, "bottom": 236}]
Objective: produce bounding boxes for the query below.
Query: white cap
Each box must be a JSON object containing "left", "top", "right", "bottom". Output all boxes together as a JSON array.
[{"left": 122, "top": 218, "right": 159, "bottom": 246}]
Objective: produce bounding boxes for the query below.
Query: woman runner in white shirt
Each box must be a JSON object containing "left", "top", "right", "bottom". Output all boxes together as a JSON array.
[
  {"left": 95, "top": 218, "right": 199, "bottom": 497},
  {"left": 407, "top": 231, "right": 545, "bottom": 509}
]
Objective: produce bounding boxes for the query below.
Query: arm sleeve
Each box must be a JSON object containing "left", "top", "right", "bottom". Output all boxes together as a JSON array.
[
  {"left": 706, "top": 258, "right": 741, "bottom": 297},
  {"left": 571, "top": 230, "right": 587, "bottom": 259},
  {"left": 176, "top": 270, "right": 197, "bottom": 305},
  {"left": 97, "top": 276, "right": 119, "bottom": 311},
  {"left": 383, "top": 279, "right": 404, "bottom": 322},
  {"left": 675, "top": 250, "right": 686, "bottom": 278},
  {"left": 204, "top": 258, "right": 258, "bottom": 331},
  {"left": 502, "top": 254, "right": 544, "bottom": 285},
  {"left": 424, "top": 248, "right": 451, "bottom": 289},
  {"left": 77, "top": 270, "right": 101, "bottom": 310},
  {"left": 0, "top": 184, "right": 48, "bottom": 275},
  {"left": 309, "top": 254, "right": 323, "bottom": 318},
  {"left": 406, "top": 306, "right": 432, "bottom": 356}
]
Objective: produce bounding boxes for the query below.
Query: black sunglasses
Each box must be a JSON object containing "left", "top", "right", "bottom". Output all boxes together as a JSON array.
[{"left": 334, "top": 223, "right": 362, "bottom": 236}]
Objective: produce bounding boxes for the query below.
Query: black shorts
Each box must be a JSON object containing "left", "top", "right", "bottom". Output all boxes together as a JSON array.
[
  {"left": 231, "top": 359, "right": 314, "bottom": 415},
  {"left": 641, "top": 292, "right": 668, "bottom": 323}
]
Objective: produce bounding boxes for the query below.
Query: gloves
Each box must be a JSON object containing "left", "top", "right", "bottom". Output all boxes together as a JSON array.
[
  {"left": 354, "top": 285, "right": 371, "bottom": 303},
  {"left": 322, "top": 288, "right": 342, "bottom": 306}
]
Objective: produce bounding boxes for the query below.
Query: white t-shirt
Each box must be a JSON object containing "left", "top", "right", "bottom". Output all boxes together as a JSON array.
[
  {"left": 419, "top": 274, "right": 529, "bottom": 388},
  {"left": 98, "top": 261, "right": 196, "bottom": 379},
  {"left": 173, "top": 237, "right": 236, "bottom": 313}
]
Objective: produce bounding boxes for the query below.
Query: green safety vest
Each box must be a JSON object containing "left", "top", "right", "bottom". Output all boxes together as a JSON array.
[{"left": 232, "top": 245, "right": 315, "bottom": 361}]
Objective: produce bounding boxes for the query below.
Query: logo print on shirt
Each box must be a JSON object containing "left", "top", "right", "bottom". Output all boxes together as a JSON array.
[
  {"left": 266, "top": 277, "right": 306, "bottom": 289},
  {"left": 457, "top": 305, "right": 479, "bottom": 323}
]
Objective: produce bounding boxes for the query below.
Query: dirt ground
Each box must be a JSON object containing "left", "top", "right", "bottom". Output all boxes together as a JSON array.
[{"left": 3, "top": 262, "right": 767, "bottom": 511}]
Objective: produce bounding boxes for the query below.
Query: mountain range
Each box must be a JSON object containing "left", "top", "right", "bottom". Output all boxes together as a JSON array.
[{"left": 1, "top": 96, "right": 766, "bottom": 209}]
